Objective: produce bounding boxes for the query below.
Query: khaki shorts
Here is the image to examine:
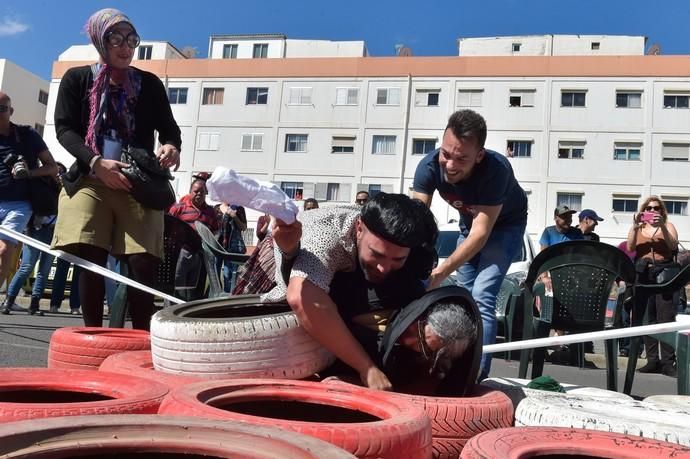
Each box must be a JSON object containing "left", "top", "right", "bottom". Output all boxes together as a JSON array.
[{"left": 51, "top": 178, "right": 163, "bottom": 258}]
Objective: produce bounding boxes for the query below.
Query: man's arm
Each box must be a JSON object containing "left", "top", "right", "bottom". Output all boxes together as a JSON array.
[
  {"left": 30, "top": 149, "right": 58, "bottom": 178},
  {"left": 411, "top": 191, "right": 432, "bottom": 206},
  {"left": 286, "top": 277, "right": 392, "bottom": 391},
  {"left": 428, "top": 204, "right": 502, "bottom": 289}
]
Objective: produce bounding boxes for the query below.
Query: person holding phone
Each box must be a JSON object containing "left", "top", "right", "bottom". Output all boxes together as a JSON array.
[{"left": 626, "top": 195, "right": 679, "bottom": 376}]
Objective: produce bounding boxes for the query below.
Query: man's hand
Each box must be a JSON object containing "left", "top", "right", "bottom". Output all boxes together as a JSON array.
[
  {"left": 156, "top": 144, "right": 180, "bottom": 171},
  {"left": 427, "top": 265, "right": 451, "bottom": 290},
  {"left": 93, "top": 158, "right": 131, "bottom": 191},
  {"left": 10, "top": 159, "right": 29, "bottom": 179},
  {"left": 272, "top": 217, "right": 302, "bottom": 257},
  {"left": 360, "top": 365, "right": 392, "bottom": 391}
]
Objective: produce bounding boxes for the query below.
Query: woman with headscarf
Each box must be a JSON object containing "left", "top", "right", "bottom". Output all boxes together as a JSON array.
[{"left": 51, "top": 8, "right": 181, "bottom": 330}]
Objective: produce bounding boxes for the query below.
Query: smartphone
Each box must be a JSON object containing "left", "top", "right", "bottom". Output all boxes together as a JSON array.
[{"left": 640, "top": 211, "right": 656, "bottom": 224}]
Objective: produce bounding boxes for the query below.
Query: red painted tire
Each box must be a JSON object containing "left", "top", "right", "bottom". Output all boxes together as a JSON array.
[
  {"left": 460, "top": 427, "right": 690, "bottom": 458},
  {"left": 0, "top": 415, "right": 356, "bottom": 458},
  {"left": 159, "top": 378, "right": 432, "bottom": 459},
  {"left": 0, "top": 368, "right": 168, "bottom": 422},
  {"left": 322, "top": 379, "right": 513, "bottom": 458},
  {"left": 48, "top": 327, "right": 150, "bottom": 370},
  {"left": 99, "top": 350, "right": 201, "bottom": 390}
]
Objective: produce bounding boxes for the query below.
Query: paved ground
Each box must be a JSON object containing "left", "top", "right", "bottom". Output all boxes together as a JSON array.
[{"left": 0, "top": 294, "right": 682, "bottom": 399}]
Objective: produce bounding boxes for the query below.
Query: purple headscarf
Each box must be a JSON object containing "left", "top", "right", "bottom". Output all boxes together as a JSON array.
[{"left": 85, "top": 8, "right": 135, "bottom": 61}]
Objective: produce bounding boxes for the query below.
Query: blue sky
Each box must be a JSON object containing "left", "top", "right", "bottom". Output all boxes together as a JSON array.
[{"left": 1, "top": 0, "right": 690, "bottom": 81}]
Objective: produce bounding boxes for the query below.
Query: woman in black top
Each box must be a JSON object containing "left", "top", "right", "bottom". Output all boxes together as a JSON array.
[{"left": 51, "top": 8, "right": 181, "bottom": 330}]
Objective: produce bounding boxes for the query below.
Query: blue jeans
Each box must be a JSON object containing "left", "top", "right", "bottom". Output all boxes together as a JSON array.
[
  {"left": 0, "top": 200, "right": 32, "bottom": 244},
  {"left": 455, "top": 224, "right": 525, "bottom": 380},
  {"left": 51, "top": 259, "right": 81, "bottom": 310},
  {"left": 222, "top": 261, "right": 239, "bottom": 293},
  {"left": 7, "top": 225, "right": 55, "bottom": 299}
]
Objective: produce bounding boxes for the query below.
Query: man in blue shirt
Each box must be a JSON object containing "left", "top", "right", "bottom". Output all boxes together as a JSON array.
[
  {"left": 412, "top": 109, "right": 527, "bottom": 380},
  {"left": 539, "top": 205, "right": 584, "bottom": 251}
]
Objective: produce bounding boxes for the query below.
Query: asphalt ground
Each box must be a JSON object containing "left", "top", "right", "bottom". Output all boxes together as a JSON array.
[{"left": 0, "top": 294, "right": 681, "bottom": 399}]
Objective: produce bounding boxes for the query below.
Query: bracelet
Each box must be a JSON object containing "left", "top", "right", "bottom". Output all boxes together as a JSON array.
[{"left": 88, "top": 155, "right": 101, "bottom": 171}]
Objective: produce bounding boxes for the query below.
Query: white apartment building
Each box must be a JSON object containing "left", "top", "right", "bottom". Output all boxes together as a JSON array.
[
  {"left": 44, "top": 35, "right": 690, "bottom": 246},
  {"left": 0, "top": 59, "right": 49, "bottom": 135},
  {"left": 208, "top": 34, "right": 368, "bottom": 59},
  {"left": 458, "top": 34, "right": 646, "bottom": 56}
]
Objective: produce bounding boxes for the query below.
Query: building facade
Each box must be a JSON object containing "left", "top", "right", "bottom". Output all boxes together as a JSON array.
[{"left": 0, "top": 59, "right": 49, "bottom": 135}]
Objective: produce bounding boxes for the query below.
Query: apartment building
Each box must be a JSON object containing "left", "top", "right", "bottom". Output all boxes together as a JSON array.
[
  {"left": 0, "top": 59, "right": 49, "bottom": 135},
  {"left": 44, "top": 35, "right": 690, "bottom": 245}
]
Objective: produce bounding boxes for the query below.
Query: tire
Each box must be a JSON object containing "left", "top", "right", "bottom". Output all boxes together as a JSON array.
[
  {"left": 48, "top": 327, "right": 150, "bottom": 370},
  {"left": 644, "top": 395, "right": 690, "bottom": 413},
  {"left": 0, "top": 415, "right": 356, "bottom": 458},
  {"left": 0, "top": 368, "right": 168, "bottom": 422},
  {"left": 515, "top": 391, "right": 690, "bottom": 446},
  {"left": 150, "top": 296, "right": 334, "bottom": 380},
  {"left": 158, "top": 378, "right": 432, "bottom": 459},
  {"left": 460, "top": 427, "right": 690, "bottom": 459},
  {"left": 481, "top": 376, "right": 632, "bottom": 410},
  {"left": 99, "top": 350, "right": 201, "bottom": 390}
]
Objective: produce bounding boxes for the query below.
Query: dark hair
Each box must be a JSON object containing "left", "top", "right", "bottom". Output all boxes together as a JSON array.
[
  {"left": 356, "top": 190, "right": 369, "bottom": 197},
  {"left": 303, "top": 198, "right": 319, "bottom": 209},
  {"left": 445, "top": 110, "right": 487, "bottom": 148},
  {"left": 190, "top": 178, "right": 207, "bottom": 192},
  {"left": 360, "top": 192, "right": 438, "bottom": 248}
]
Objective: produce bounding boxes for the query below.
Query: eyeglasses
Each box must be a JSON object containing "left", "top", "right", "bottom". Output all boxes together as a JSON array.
[
  {"left": 645, "top": 206, "right": 661, "bottom": 211},
  {"left": 0, "top": 105, "right": 10, "bottom": 113},
  {"left": 105, "top": 31, "right": 141, "bottom": 49},
  {"left": 355, "top": 199, "right": 368, "bottom": 204}
]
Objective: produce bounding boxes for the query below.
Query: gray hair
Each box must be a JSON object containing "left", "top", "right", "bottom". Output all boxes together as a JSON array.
[{"left": 426, "top": 301, "right": 477, "bottom": 343}]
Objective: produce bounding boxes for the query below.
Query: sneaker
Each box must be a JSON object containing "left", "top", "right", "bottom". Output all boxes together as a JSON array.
[
  {"left": 28, "top": 309, "right": 44, "bottom": 316},
  {"left": 70, "top": 309, "right": 80, "bottom": 315},
  {"left": 49, "top": 306, "right": 59, "bottom": 313},
  {"left": 0, "top": 307, "right": 9, "bottom": 315},
  {"left": 638, "top": 360, "right": 661, "bottom": 373},
  {"left": 662, "top": 363, "right": 678, "bottom": 378},
  {"left": 7, "top": 303, "right": 23, "bottom": 312}
]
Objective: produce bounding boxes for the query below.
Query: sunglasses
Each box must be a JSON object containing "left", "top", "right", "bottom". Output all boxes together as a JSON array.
[
  {"left": 105, "top": 31, "right": 141, "bottom": 49},
  {"left": 645, "top": 206, "right": 661, "bottom": 211},
  {"left": 0, "top": 105, "right": 10, "bottom": 113},
  {"left": 355, "top": 199, "right": 368, "bottom": 204}
]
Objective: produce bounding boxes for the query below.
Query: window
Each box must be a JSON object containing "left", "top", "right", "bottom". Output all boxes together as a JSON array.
[
  {"left": 457, "top": 89, "right": 483, "bottom": 107},
  {"left": 372, "top": 135, "right": 396, "bottom": 154},
  {"left": 556, "top": 193, "right": 582, "bottom": 211},
  {"left": 663, "top": 92, "right": 690, "bottom": 109},
  {"left": 168, "top": 88, "right": 188, "bottom": 104},
  {"left": 241, "top": 134, "right": 263, "bottom": 151},
  {"left": 506, "top": 140, "right": 532, "bottom": 158},
  {"left": 612, "top": 196, "right": 639, "bottom": 212},
  {"left": 137, "top": 45, "right": 152, "bottom": 60},
  {"left": 285, "top": 134, "right": 308, "bottom": 152},
  {"left": 376, "top": 88, "right": 401, "bottom": 105},
  {"left": 613, "top": 142, "right": 641, "bottom": 161},
  {"left": 368, "top": 184, "right": 382, "bottom": 197},
  {"left": 331, "top": 136, "right": 355, "bottom": 153},
  {"left": 281, "top": 182, "right": 303, "bottom": 200},
  {"left": 561, "top": 91, "right": 586, "bottom": 107},
  {"left": 591, "top": 42, "right": 600, "bottom": 50},
  {"left": 335, "top": 88, "right": 359, "bottom": 105},
  {"left": 202, "top": 88, "right": 224, "bottom": 105},
  {"left": 314, "top": 182, "right": 351, "bottom": 202},
  {"left": 509, "top": 89, "right": 535, "bottom": 107},
  {"left": 34, "top": 123, "right": 44, "bottom": 136},
  {"left": 246, "top": 87, "right": 268, "bottom": 105},
  {"left": 253, "top": 43, "right": 268, "bottom": 58},
  {"left": 288, "top": 87, "right": 312, "bottom": 105},
  {"left": 415, "top": 89, "right": 440, "bottom": 106},
  {"left": 661, "top": 143, "right": 690, "bottom": 161},
  {"left": 38, "top": 90, "right": 48, "bottom": 105},
  {"left": 616, "top": 91, "right": 642, "bottom": 108},
  {"left": 222, "top": 44, "right": 238, "bottom": 59},
  {"left": 512, "top": 43, "right": 521, "bottom": 52},
  {"left": 664, "top": 198, "right": 688, "bottom": 216},
  {"left": 412, "top": 138, "right": 437, "bottom": 155},
  {"left": 558, "top": 141, "right": 585, "bottom": 159},
  {"left": 326, "top": 183, "right": 340, "bottom": 201},
  {"left": 197, "top": 132, "right": 220, "bottom": 151}
]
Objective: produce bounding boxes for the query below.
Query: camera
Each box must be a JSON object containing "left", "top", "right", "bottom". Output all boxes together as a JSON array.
[
  {"left": 2, "top": 153, "right": 29, "bottom": 179},
  {"left": 640, "top": 211, "right": 656, "bottom": 224}
]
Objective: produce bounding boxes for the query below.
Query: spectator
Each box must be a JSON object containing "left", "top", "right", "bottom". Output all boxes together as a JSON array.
[
  {"left": 578, "top": 209, "right": 604, "bottom": 242},
  {"left": 168, "top": 179, "right": 219, "bottom": 232},
  {"left": 539, "top": 205, "right": 584, "bottom": 251},
  {"left": 51, "top": 8, "right": 181, "bottom": 330},
  {"left": 303, "top": 198, "right": 319, "bottom": 211},
  {"left": 627, "top": 196, "right": 679, "bottom": 377},
  {"left": 255, "top": 213, "right": 270, "bottom": 242},
  {"left": 0, "top": 91, "right": 58, "bottom": 312},
  {"left": 355, "top": 191, "right": 369, "bottom": 206},
  {"left": 411, "top": 109, "right": 527, "bottom": 381},
  {"left": 218, "top": 203, "right": 247, "bottom": 293}
]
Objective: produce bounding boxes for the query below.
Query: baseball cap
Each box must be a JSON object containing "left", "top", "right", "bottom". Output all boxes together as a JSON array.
[
  {"left": 554, "top": 205, "right": 577, "bottom": 217},
  {"left": 579, "top": 209, "right": 604, "bottom": 222}
]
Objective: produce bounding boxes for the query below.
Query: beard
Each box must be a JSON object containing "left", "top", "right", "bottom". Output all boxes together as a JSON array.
[{"left": 359, "top": 257, "right": 386, "bottom": 284}]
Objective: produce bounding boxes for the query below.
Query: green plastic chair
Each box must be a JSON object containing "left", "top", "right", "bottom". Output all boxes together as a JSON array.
[
  {"left": 194, "top": 221, "right": 250, "bottom": 297},
  {"left": 517, "top": 240, "right": 636, "bottom": 391},
  {"left": 495, "top": 273, "right": 524, "bottom": 360},
  {"left": 623, "top": 264, "right": 690, "bottom": 395}
]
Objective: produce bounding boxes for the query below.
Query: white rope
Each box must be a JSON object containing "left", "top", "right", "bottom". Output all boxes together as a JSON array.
[
  {"left": 0, "top": 225, "right": 183, "bottom": 304},
  {"left": 483, "top": 321, "right": 690, "bottom": 354}
]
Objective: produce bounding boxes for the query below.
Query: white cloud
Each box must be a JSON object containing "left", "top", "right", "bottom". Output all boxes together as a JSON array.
[{"left": 0, "top": 18, "right": 28, "bottom": 37}]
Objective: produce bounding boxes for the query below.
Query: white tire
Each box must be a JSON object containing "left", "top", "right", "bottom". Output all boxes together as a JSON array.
[
  {"left": 643, "top": 395, "right": 690, "bottom": 413},
  {"left": 481, "top": 377, "right": 632, "bottom": 409},
  {"left": 150, "top": 296, "right": 334, "bottom": 380},
  {"left": 515, "top": 391, "right": 690, "bottom": 446}
]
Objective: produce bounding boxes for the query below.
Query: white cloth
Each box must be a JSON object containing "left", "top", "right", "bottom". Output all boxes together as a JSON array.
[{"left": 207, "top": 167, "right": 299, "bottom": 224}]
